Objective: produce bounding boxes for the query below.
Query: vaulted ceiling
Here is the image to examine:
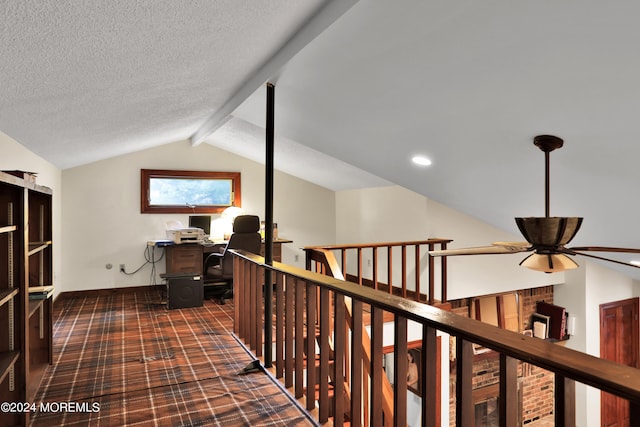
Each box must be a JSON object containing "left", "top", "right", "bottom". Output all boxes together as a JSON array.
[{"left": 3, "top": 1, "right": 640, "bottom": 279}]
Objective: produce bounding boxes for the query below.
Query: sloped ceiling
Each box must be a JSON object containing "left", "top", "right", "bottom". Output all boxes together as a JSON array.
[{"left": 3, "top": 1, "right": 640, "bottom": 278}]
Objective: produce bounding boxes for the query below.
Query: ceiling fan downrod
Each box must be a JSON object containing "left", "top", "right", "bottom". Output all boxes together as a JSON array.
[{"left": 533, "top": 135, "right": 563, "bottom": 218}]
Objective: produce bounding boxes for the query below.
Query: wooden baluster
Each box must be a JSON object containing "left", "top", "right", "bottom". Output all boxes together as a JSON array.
[
  {"left": 295, "top": 279, "right": 305, "bottom": 399},
  {"left": 256, "top": 264, "right": 264, "bottom": 357},
  {"left": 249, "top": 263, "right": 257, "bottom": 352},
  {"left": 305, "top": 249, "right": 311, "bottom": 271},
  {"left": 441, "top": 242, "right": 448, "bottom": 303},
  {"left": 415, "top": 244, "right": 421, "bottom": 302},
  {"left": 630, "top": 401, "right": 640, "bottom": 425},
  {"left": 275, "top": 272, "right": 284, "bottom": 379},
  {"left": 333, "top": 293, "right": 346, "bottom": 427},
  {"left": 456, "top": 337, "right": 474, "bottom": 427},
  {"left": 306, "top": 282, "right": 318, "bottom": 411},
  {"left": 351, "top": 299, "right": 363, "bottom": 427},
  {"left": 393, "top": 315, "right": 408, "bottom": 427},
  {"left": 357, "top": 247, "right": 363, "bottom": 285},
  {"left": 284, "top": 275, "right": 295, "bottom": 388},
  {"left": 499, "top": 354, "right": 518, "bottom": 427},
  {"left": 370, "top": 306, "right": 384, "bottom": 427},
  {"left": 341, "top": 249, "right": 347, "bottom": 278},
  {"left": 318, "top": 287, "right": 330, "bottom": 423},
  {"left": 401, "top": 245, "right": 407, "bottom": 298},
  {"left": 428, "top": 243, "right": 435, "bottom": 305},
  {"left": 372, "top": 247, "right": 378, "bottom": 290},
  {"left": 423, "top": 325, "right": 438, "bottom": 427},
  {"left": 554, "top": 374, "right": 576, "bottom": 426},
  {"left": 245, "top": 260, "right": 253, "bottom": 340},
  {"left": 233, "top": 258, "right": 242, "bottom": 336},
  {"left": 387, "top": 246, "right": 393, "bottom": 295}
]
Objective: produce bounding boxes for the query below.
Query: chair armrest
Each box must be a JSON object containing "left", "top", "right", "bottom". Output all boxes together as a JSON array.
[{"left": 204, "top": 252, "right": 224, "bottom": 269}]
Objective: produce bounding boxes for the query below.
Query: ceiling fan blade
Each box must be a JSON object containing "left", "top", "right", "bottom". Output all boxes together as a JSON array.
[
  {"left": 568, "top": 246, "right": 640, "bottom": 254},
  {"left": 429, "top": 245, "right": 530, "bottom": 257},
  {"left": 563, "top": 249, "right": 640, "bottom": 269},
  {"left": 492, "top": 241, "right": 531, "bottom": 249}
]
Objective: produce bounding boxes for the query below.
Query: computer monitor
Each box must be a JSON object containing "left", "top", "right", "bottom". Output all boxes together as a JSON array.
[{"left": 188, "top": 215, "right": 211, "bottom": 235}]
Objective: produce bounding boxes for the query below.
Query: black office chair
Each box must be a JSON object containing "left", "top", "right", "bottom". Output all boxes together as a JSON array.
[{"left": 203, "top": 215, "right": 261, "bottom": 304}]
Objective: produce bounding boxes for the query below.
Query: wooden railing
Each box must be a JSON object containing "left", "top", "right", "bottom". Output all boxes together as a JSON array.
[
  {"left": 304, "top": 239, "right": 452, "bottom": 304},
  {"left": 232, "top": 250, "right": 640, "bottom": 426}
]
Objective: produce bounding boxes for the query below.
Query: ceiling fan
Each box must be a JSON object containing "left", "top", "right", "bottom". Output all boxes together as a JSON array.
[{"left": 429, "top": 135, "right": 640, "bottom": 273}]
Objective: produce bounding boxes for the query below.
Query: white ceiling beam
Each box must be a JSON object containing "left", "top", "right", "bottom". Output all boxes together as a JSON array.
[{"left": 190, "top": 0, "right": 358, "bottom": 146}]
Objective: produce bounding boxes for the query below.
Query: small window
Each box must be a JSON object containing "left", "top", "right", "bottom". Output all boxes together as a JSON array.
[{"left": 141, "top": 169, "right": 241, "bottom": 214}]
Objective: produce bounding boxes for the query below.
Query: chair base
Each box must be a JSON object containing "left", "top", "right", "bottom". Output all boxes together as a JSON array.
[{"left": 204, "top": 280, "right": 232, "bottom": 304}]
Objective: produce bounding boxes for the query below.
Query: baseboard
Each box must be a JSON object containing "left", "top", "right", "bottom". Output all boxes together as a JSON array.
[{"left": 53, "top": 285, "right": 159, "bottom": 310}]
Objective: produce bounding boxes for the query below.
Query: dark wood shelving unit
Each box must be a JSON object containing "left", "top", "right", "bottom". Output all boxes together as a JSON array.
[{"left": 0, "top": 171, "right": 53, "bottom": 426}]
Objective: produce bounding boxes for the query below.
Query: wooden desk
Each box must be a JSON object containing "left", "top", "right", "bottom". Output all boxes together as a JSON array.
[{"left": 164, "top": 239, "right": 292, "bottom": 275}]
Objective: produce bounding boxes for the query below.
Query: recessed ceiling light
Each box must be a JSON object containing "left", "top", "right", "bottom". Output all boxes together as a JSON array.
[
  {"left": 631, "top": 260, "right": 640, "bottom": 266},
  {"left": 412, "top": 155, "right": 432, "bottom": 166}
]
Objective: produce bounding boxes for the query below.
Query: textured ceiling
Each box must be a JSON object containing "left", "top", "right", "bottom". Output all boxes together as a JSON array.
[
  {"left": 0, "top": 0, "right": 344, "bottom": 168},
  {"left": 3, "top": 1, "right": 640, "bottom": 280}
]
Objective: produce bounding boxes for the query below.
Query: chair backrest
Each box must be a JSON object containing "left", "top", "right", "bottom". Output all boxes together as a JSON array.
[
  {"left": 212, "top": 215, "right": 261, "bottom": 277},
  {"left": 226, "top": 215, "right": 261, "bottom": 255}
]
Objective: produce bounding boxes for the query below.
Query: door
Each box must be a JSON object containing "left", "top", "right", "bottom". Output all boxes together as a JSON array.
[{"left": 600, "top": 297, "right": 639, "bottom": 427}]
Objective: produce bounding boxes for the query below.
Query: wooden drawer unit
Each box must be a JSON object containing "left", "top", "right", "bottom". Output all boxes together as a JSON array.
[
  {"left": 165, "top": 244, "right": 202, "bottom": 274},
  {"left": 259, "top": 242, "right": 282, "bottom": 262}
]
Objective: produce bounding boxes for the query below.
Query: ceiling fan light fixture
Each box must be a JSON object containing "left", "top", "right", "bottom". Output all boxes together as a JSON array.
[
  {"left": 515, "top": 217, "right": 583, "bottom": 246},
  {"left": 519, "top": 253, "right": 579, "bottom": 273}
]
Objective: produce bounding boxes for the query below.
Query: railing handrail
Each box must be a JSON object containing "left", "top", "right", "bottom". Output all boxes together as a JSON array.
[
  {"left": 232, "top": 249, "right": 640, "bottom": 404},
  {"left": 304, "top": 238, "right": 453, "bottom": 250}
]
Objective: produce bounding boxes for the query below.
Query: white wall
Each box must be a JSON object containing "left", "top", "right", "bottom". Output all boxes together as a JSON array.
[
  {"left": 0, "top": 131, "right": 63, "bottom": 297},
  {"left": 61, "top": 140, "right": 335, "bottom": 292}
]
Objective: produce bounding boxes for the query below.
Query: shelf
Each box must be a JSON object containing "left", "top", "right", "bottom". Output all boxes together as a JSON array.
[
  {"left": 29, "top": 285, "right": 54, "bottom": 294},
  {"left": 28, "top": 241, "right": 52, "bottom": 256},
  {"left": 0, "top": 288, "right": 19, "bottom": 307},
  {"left": 0, "top": 170, "right": 53, "bottom": 425},
  {"left": 29, "top": 291, "right": 53, "bottom": 301},
  {"left": 0, "top": 225, "right": 17, "bottom": 234},
  {"left": 0, "top": 351, "right": 20, "bottom": 385}
]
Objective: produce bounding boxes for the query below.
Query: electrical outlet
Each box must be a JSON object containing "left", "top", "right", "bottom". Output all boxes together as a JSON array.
[{"left": 119, "top": 264, "right": 125, "bottom": 273}]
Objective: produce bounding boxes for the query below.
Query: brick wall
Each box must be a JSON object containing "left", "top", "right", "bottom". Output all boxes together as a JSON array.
[{"left": 447, "top": 286, "right": 556, "bottom": 425}]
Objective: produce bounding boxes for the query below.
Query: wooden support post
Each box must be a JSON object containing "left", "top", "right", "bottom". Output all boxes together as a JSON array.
[{"left": 264, "top": 82, "right": 275, "bottom": 367}]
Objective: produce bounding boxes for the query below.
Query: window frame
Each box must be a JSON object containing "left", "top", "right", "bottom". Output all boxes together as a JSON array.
[{"left": 140, "top": 169, "right": 241, "bottom": 214}]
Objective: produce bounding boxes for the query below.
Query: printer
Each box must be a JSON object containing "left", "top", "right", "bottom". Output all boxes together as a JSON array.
[{"left": 166, "top": 227, "right": 205, "bottom": 244}]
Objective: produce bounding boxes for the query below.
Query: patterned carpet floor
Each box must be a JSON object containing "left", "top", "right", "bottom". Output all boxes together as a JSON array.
[{"left": 31, "top": 289, "right": 316, "bottom": 426}]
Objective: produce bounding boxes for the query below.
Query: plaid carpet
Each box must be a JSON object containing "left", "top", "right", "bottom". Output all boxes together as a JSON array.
[{"left": 31, "top": 289, "right": 316, "bottom": 427}]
